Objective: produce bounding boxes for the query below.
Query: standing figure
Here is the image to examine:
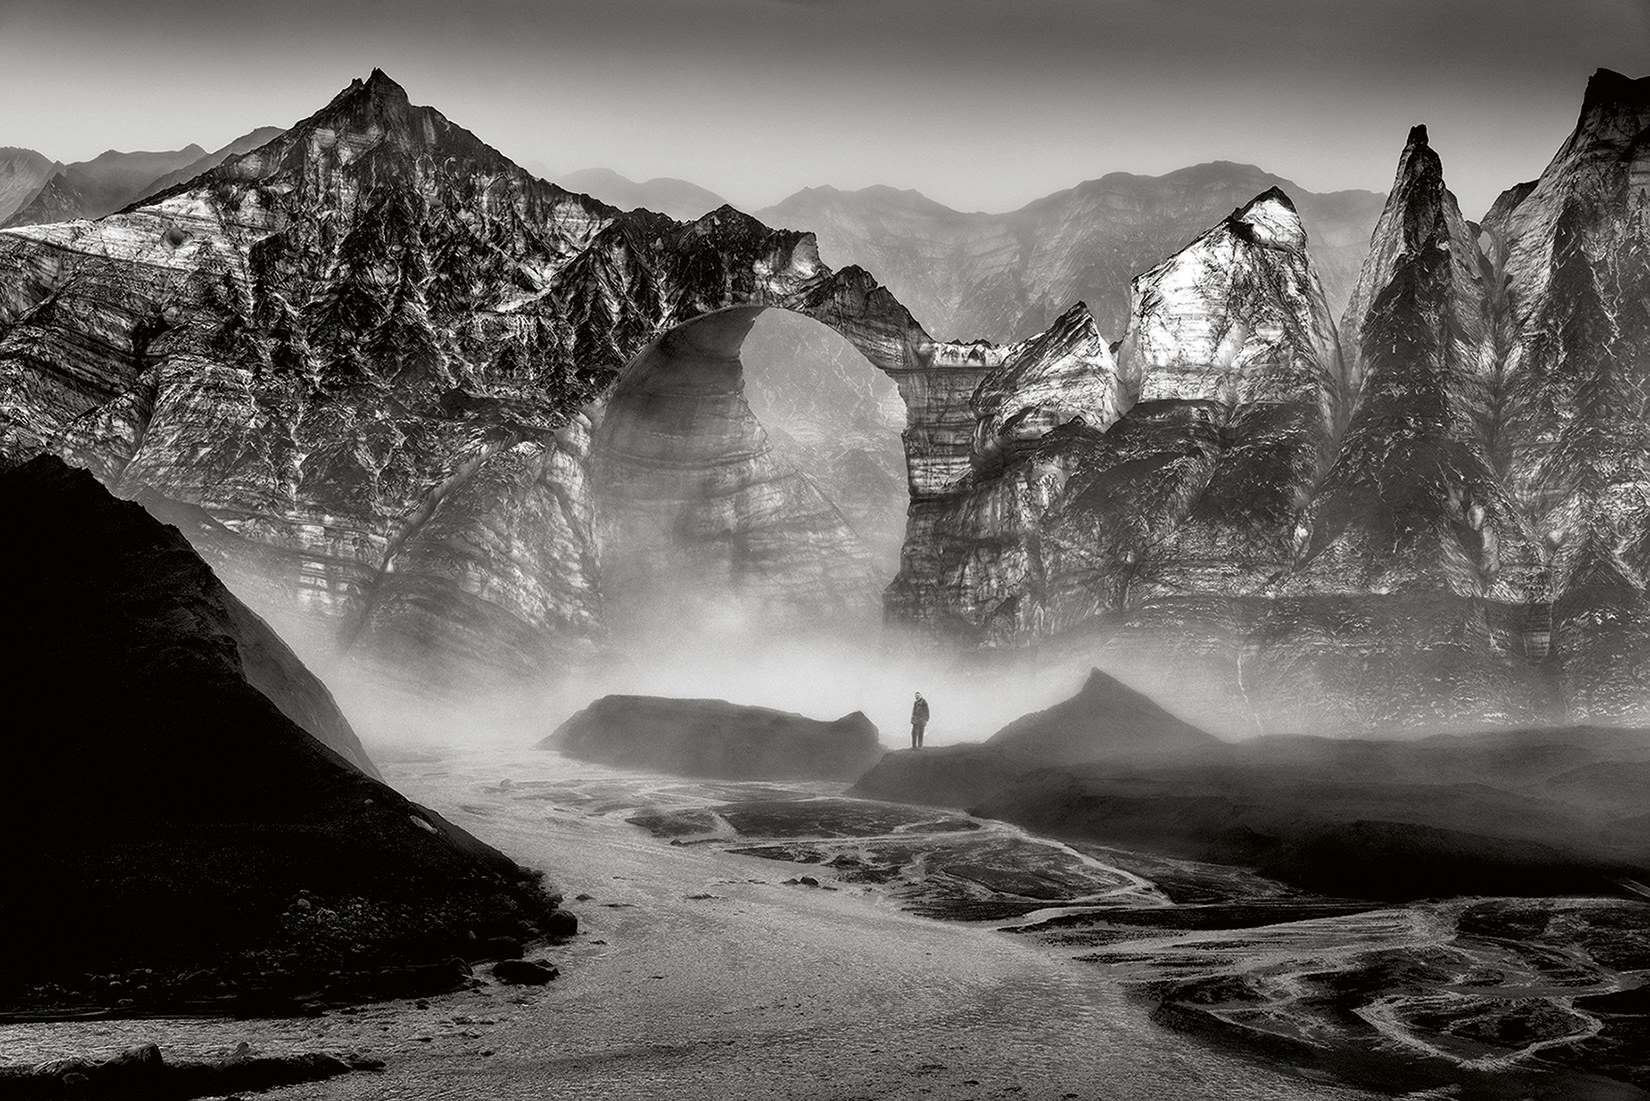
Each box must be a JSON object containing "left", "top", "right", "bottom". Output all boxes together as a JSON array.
[{"left": 910, "top": 692, "right": 929, "bottom": 749}]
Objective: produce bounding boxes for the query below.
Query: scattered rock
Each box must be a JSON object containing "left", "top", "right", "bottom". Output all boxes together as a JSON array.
[
  {"left": 0, "top": 1042, "right": 376, "bottom": 1099},
  {"left": 542, "top": 909, "right": 578, "bottom": 939},
  {"left": 491, "top": 959, "right": 558, "bottom": 986}
]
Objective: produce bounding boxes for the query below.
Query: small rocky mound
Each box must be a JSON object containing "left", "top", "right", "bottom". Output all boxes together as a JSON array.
[
  {"left": 853, "top": 668, "right": 1219, "bottom": 806},
  {"left": 985, "top": 667, "right": 1221, "bottom": 766},
  {"left": 544, "top": 695, "right": 884, "bottom": 780},
  {"left": 0, "top": 457, "right": 571, "bottom": 1017}
]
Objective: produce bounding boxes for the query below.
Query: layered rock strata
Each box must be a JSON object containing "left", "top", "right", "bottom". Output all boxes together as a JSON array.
[
  {"left": 888, "top": 190, "right": 1343, "bottom": 650},
  {"left": 0, "top": 71, "right": 935, "bottom": 685},
  {"left": 1483, "top": 69, "right": 1650, "bottom": 720},
  {"left": 894, "top": 74, "right": 1650, "bottom": 732}
]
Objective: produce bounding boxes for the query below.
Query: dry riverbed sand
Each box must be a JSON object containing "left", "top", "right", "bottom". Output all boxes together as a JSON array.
[{"left": 2, "top": 747, "right": 1375, "bottom": 1100}]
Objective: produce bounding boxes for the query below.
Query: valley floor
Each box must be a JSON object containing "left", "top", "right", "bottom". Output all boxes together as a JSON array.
[{"left": 0, "top": 747, "right": 1381, "bottom": 1101}]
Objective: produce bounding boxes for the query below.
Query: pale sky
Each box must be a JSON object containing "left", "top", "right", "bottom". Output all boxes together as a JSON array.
[{"left": 1, "top": 0, "right": 1645, "bottom": 218}]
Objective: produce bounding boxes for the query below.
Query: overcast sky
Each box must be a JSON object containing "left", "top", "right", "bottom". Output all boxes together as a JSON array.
[{"left": 1, "top": 0, "right": 1645, "bottom": 218}]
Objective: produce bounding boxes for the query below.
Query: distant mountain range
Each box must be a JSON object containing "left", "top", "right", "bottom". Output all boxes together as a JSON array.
[
  {"left": 0, "top": 147, "right": 60, "bottom": 224},
  {"left": 559, "top": 165, "right": 1387, "bottom": 342},
  {"left": 556, "top": 167, "right": 728, "bottom": 222},
  {"left": 1, "top": 127, "right": 287, "bottom": 228}
]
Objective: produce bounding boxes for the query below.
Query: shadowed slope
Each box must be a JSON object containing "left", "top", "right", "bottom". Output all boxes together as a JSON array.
[{"left": 0, "top": 455, "right": 567, "bottom": 1015}]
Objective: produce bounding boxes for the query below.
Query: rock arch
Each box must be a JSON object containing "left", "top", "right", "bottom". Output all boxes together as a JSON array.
[{"left": 591, "top": 299, "right": 985, "bottom": 634}]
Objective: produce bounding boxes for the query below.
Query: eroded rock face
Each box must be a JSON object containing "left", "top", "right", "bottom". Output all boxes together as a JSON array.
[
  {"left": 1245, "top": 126, "right": 1555, "bottom": 732},
  {"left": 973, "top": 302, "right": 1123, "bottom": 462},
  {"left": 0, "top": 70, "right": 933, "bottom": 687},
  {"left": 543, "top": 694, "right": 884, "bottom": 780},
  {"left": 593, "top": 307, "right": 880, "bottom": 631},
  {"left": 892, "top": 74, "right": 1650, "bottom": 733},
  {"left": 888, "top": 190, "right": 1344, "bottom": 648},
  {"left": 1484, "top": 69, "right": 1650, "bottom": 721}
]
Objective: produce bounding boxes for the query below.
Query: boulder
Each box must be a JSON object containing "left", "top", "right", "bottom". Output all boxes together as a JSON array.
[
  {"left": 492, "top": 959, "right": 558, "bottom": 986},
  {"left": 544, "top": 695, "right": 884, "bottom": 781}
]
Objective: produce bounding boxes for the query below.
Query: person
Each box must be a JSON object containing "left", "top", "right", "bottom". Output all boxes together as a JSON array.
[{"left": 910, "top": 691, "right": 930, "bottom": 749}]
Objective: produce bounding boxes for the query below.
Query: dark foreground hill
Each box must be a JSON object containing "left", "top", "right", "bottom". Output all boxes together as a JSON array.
[
  {"left": 545, "top": 695, "right": 884, "bottom": 781},
  {"left": 854, "top": 672, "right": 1650, "bottom": 900},
  {"left": 0, "top": 456, "right": 570, "bottom": 1017}
]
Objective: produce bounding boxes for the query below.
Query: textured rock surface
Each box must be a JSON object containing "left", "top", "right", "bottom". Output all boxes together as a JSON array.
[
  {"left": 0, "top": 147, "right": 60, "bottom": 225},
  {"left": 888, "top": 189, "right": 1344, "bottom": 648},
  {"left": 3, "top": 144, "right": 208, "bottom": 227},
  {"left": 128, "top": 126, "right": 289, "bottom": 205},
  {"left": 891, "top": 73, "right": 1650, "bottom": 733},
  {"left": 757, "top": 166, "right": 1386, "bottom": 343},
  {"left": 594, "top": 307, "right": 881, "bottom": 631},
  {"left": 972, "top": 301, "right": 1122, "bottom": 462},
  {"left": 0, "top": 456, "right": 566, "bottom": 1014},
  {"left": 0, "top": 71, "right": 936, "bottom": 687},
  {"left": 544, "top": 694, "right": 884, "bottom": 780},
  {"left": 8, "top": 67, "right": 1650, "bottom": 736},
  {"left": 1483, "top": 69, "right": 1650, "bottom": 721}
]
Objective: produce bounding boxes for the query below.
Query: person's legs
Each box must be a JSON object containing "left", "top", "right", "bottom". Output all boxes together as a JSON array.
[{"left": 915, "top": 722, "right": 925, "bottom": 748}]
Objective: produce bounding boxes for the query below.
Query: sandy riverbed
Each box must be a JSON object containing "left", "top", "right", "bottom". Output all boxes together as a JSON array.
[{"left": 2, "top": 747, "right": 1376, "bottom": 1100}]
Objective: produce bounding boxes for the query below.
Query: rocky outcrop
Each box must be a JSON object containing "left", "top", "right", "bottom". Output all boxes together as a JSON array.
[
  {"left": 757, "top": 166, "right": 1386, "bottom": 343},
  {"left": 0, "top": 71, "right": 936, "bottom": 687},
  {"left": 0, "top": 455, "right": 569, "bottom": 1016},
  {"left": 7, "top": 67, "right": 1650, "bottom": 734},
  {"left": 972, "top": 301, "right": 1123, "bottom": 462},
  {"left": 544, "top": 694, "right": 884, "bottom": 780},
  {"left": 888, "top": 189, "right": 1344, "bottom": 648},
  {"left": 1483, "top": 69, "right": 1650, "bottom": 722},
  {"left": 3, "top": 144, "right": 208, "bottom": 227},
  {"left": 984, "top": 666, "right": 1220, "bottom": 764},
  {"left": 891, "top": 73, "right": 1650, "bottom": 734},
  {"left": 0, "top": 147, "right": 60, "bottom": 225},
  {"left": 1242, "top": 125, "right": 1555, "bottom": 732}
]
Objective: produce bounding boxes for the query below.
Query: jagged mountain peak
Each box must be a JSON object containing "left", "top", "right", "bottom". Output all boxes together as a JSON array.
[
  {"left": 1226, "top": 186, "right": 1307, "bottom": 250},
  {"left": 327, "top": 67, "right": 411, "bottom": 109},
  {"left": 972, "top": 298, "right": 1120, "bottom": 457},
  {"left": 364, "top": 66, "right": 405, "bottom": 94},
  {"left": 1041, "top": 299, "right": 1100, "bottom": 340},
  {"left": 1386, "top": 126, "right": 1454, "bottom": 241},
  {"left": 1552, "top": 68, "right": 1650, "bottom": 161},
  {"left": 1580, "top": 68, "right": 1650, "bottom": 116}
]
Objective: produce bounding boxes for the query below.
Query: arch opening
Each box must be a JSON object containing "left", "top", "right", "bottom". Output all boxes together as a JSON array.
[{"left": 590, "top": 305, "right": 910, "bottom": 643}]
